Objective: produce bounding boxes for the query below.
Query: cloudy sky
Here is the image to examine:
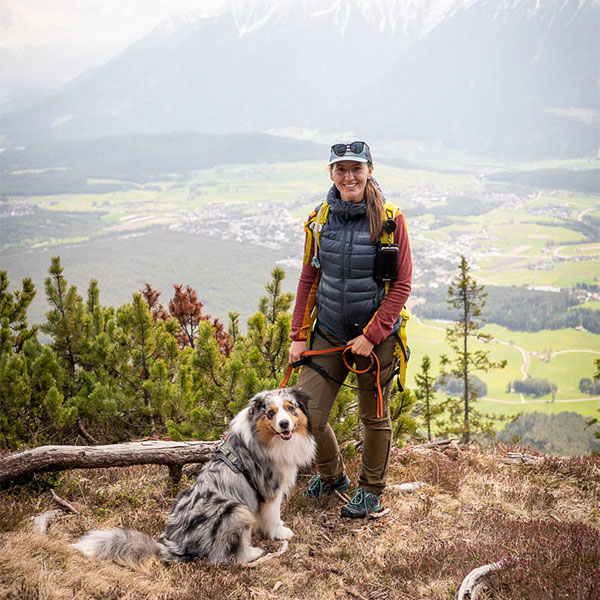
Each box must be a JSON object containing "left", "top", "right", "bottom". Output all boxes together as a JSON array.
[
  {"left": 0, "top": 0, "right": 228, "bottom": 105},
  {"left": 1, "top": 0, "right": 227, "bottom": 47}
]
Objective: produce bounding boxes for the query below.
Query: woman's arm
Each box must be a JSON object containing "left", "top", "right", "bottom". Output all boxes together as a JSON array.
[{"left": 290, "top": 221, "right": 320, "bottom": 343}]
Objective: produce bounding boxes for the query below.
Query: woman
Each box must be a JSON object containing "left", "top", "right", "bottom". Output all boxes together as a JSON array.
[{"left": 289, "top": 140, "right": 412, "bottom": 518}]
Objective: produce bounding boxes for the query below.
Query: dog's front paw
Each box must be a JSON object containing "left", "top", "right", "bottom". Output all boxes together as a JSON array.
[
  {"left": 241, "top": 546, "right": 265, "bottom": 563},
  {"left": 271, "top": 525, "right": 294, "bottom": 540}
]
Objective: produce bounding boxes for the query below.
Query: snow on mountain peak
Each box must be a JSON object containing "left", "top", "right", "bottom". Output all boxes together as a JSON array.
[{"left": 153, "top": 0, "right": 482, "bottom": 41}]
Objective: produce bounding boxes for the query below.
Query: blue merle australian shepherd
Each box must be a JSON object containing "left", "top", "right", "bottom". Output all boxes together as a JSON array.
[{"left": 73, "top": 388, "right": 315, "bottom": 565}]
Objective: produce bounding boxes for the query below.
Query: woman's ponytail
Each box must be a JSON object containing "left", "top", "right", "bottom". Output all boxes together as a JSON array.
[{"left": 365, "top": 175, "right": 384, "bottom": 242}]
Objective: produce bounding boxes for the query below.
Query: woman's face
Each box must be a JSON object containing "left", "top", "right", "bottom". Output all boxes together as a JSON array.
[{"left": 329, "top": 161, "right": 373, "bottom": 203}]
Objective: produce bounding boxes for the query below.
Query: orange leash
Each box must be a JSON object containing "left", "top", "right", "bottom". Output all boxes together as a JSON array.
[{"left": 280, "top": 345, "right": 384, "bottom": 418}]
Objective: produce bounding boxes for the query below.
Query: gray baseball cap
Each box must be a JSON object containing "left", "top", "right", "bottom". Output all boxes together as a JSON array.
[{"left": 328, "top": 141, "right": 372, "bottom": 165}]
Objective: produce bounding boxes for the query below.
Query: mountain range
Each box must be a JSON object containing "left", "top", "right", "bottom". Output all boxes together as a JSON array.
[{"left": 1, "top": 0, "right": 598, "bottom": 159}]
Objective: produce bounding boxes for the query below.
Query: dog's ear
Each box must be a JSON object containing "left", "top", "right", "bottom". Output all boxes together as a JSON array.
[
  {"left": 289, "top": 388, "right": 310, "bottom": 416},
  {"left": 248, "top": 392, "right": 268, "bottom": 416}
]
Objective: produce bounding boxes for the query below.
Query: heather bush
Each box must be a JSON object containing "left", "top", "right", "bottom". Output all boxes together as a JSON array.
[
  {"left": 488, "top": 519, "right": 600, "bottom": 600},
  {"left": 398, "top": 447, "right": 469, "bottom": 495},
  {"left": 387, "top": 510, "right": 600, "bottom": 599}
]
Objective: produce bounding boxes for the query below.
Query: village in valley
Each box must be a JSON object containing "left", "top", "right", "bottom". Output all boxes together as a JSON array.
[{"left": 167, "top": 178, "right": 599, "bottom": 298}]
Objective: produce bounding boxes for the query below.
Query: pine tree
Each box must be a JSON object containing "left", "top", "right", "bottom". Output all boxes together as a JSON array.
[
  {"left": 170, "top": 319, "right": 258, "bottom": 441},
  {"left": 0, "top": 268, "right": 74, "bottom": 448},
  {"left": 0, "top": 271, "right": 38, "bottom": 353},
  {"left": 115, "top": 293, "right": 180, "bottom": 437},
  {"left": 167, "top": 268, "right": 293, "bottom": 441},
  {"left": 247, "top": 267, "right": 294, "bottom": 382},
  {"left": 390, "top": 388, "right": 417, "bottom": 445},
  {"left": 228, "top": 311, "right": 241, "bottom": 346},
  {"left": 440, "top": 256, "right": 506, "bottom": 443},
  {"left": 40, "top": 257, "right": 87, "bottom": 394},
  {"left": 414, "top": 354, "right": 443, "bottom": 441}
]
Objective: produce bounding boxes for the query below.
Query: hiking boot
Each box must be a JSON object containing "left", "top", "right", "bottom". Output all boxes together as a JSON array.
[
  {"left": 302, "top": 473, "right": 350, "bottom": 499},
  {"left": 340, "top": 488, "right": 381, "bottom": 518}
]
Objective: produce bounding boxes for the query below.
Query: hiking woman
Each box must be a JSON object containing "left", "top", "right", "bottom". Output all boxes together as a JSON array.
[{"left": 289, "top": 140, "right": 412, "bottom": 518}]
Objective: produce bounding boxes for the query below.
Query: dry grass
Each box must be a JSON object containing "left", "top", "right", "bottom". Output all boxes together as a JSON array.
[{"left": 1, "top": 445, "right": 598, "bottom": 600}]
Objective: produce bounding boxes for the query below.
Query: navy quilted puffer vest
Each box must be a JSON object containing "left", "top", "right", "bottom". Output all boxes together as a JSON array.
[{"left": 316, "top": 185, "right": 386, "bottom": 342}]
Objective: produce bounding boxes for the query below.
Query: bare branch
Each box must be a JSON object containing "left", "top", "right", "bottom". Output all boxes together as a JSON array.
[
  {"left": 243, "top": 541, "right": 289, "bottom": 568},
  {"left": 50, "top": 489, "right": 79, "bottom": 514},
  {"left": 31, "top": 509, "right": 63, "bottom": 533},
  {"left": 456, "top": 561, "right": 503, "bottom": 600}
]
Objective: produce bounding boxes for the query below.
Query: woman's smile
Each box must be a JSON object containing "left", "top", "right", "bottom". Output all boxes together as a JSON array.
[{"left": 330, "top": 160, "right": 373, "bottom": 203}]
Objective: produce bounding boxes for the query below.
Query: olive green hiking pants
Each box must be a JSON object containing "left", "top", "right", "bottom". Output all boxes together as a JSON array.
[{"left": 297, "top": 328, "right": 397, "bottom": 495}]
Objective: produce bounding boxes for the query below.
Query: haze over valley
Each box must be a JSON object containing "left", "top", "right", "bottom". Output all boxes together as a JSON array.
[{"left": 1, "top": 0, "right": 599, "bottom": 445}]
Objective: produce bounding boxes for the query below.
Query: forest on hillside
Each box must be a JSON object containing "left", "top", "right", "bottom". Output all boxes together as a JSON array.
[{"left": 415, "top": 285, "right": 600, "bottom": 333}]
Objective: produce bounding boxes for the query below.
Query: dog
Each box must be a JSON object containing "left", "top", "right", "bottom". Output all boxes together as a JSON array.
[{"left": 72, "top": 388, "right": 315, "bottom": 565}]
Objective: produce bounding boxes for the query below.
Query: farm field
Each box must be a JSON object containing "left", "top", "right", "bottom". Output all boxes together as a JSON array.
[{"left": 406, "top": 316, "right": 600, "bottom": 420}]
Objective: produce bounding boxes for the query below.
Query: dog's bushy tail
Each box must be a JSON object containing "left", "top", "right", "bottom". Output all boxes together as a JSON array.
[{"left": 72, "top": 528, "right": 174, "bottom": 566}]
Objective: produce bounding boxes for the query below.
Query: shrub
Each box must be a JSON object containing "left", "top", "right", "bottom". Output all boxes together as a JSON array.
[{"left": 509, "top": 377, "right": 557, "bottom": 397}]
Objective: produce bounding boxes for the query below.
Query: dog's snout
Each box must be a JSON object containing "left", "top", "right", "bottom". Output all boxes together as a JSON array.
[{"left": 279, "top": 419, "right": 290, "bottom": 431}]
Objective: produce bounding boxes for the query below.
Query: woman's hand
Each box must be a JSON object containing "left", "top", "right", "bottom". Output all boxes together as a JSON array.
[
  {"left": 348, "top": 334, "right": 374, "bottom": 357},
  {"left": 289, "top": 340, "right": 308, "bottom": 364}
]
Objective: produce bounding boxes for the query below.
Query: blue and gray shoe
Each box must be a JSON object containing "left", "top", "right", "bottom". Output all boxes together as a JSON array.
[
  {"left": 340, "top": 488, "right": 381, "bottom": 518},
  {"left": 302, "top": 473, "right": 351, "bottom": 499}
]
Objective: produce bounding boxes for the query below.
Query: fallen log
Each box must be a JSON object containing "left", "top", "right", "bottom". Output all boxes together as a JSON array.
[
  {"left": 501, "top": 452, "right": 543, "bottom": 466},
  {"left": 417, "top": 438, "right": 458, "bottom": 449},
  {"left": 0, "top": 440, "right": 219, "bottom": 487}
]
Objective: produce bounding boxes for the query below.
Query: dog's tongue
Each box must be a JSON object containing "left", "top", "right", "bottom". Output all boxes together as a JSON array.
[{"left": 279, "top": 431, "right": 292, "bottom": 440}]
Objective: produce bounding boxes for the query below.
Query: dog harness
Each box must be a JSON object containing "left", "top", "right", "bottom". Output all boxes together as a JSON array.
[{"left": 212, "top": 439, "right": 265, "bottom": 504}]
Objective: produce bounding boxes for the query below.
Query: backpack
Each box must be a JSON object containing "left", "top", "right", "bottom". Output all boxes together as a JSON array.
[{"left": 302, "top": 199, "right": 411, "bottom": 392}]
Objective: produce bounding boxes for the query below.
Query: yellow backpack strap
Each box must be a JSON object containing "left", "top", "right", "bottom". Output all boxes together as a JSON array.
[
  {"left": 394, "top": 307, "right": 411, "bottom": 391},
  {"left": 380, "top": 201, "right": 399, "bottom": 246},
  {"left": 306, "top": 202, "right": 329, "bottom": 269},
  {"left": 302, "top": 208, "right": 318, "bottom": 266},
  {"left": 380, "top": 201, "right": 400, "bottom": 294}
]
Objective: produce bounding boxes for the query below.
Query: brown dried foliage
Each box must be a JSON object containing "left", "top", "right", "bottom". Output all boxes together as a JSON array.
[
  {"left": 143, "top": 283, "right": 232, "bottom": 355},
  {"left": 0, "top": 446, "right": 598, "bottom": 600}
]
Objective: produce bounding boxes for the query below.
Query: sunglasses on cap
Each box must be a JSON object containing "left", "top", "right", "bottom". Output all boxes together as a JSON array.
[{"left": 330, "top": 141, "right": 369, "bottom": 157}]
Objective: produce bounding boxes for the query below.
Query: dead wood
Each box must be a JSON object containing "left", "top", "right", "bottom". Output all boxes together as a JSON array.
[
  {"left": 31, "top": 509, "right": 63, "bottom": 533},
  {"left": 50, "top": 489, "right": 79, "bottom": 514},
  {"left": 456, "top": 561, "right": 503, "bottom": 600},
  {"left": 417, "top": 438, "right": 458, "bottom": 449},
  {"left": 387, "top": 481, "right": 424, "bottom": 493},
  {"left": 243, "top": 541, "right": 289, "bottom": 568},
  {"left": 334, "top": 489, "right": 351, "bottom": 503},
  {"left": 501, "top": 452, "right": 543, "bottom": 466},
  {"left": 0, "top": 440, "right": 218, "bottom": 487},
  {"left": 76, "top": 417, "right": 99, "bottom": 445}
]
